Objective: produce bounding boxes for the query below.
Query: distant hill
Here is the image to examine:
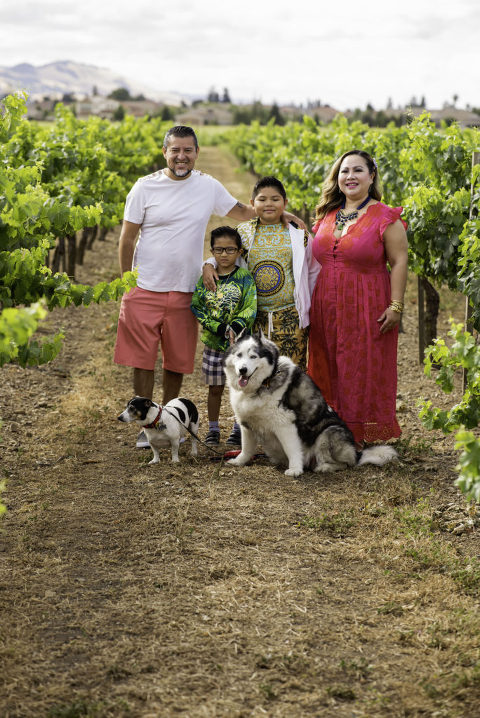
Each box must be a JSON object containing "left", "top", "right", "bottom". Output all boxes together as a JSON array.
[{"left": 0, "top": 60, "right": 186, "bottom": 106}]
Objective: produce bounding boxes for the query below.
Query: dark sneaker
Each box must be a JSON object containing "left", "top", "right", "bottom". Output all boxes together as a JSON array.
[
  {"left": 205, "top": 429, "right": 220, "bottom": 446},
  {"left": 226, "top": 427, "right": 241, "bottom": 447},
  {"left": 136, "top": 430, "right": 150, "bottom": 449}
]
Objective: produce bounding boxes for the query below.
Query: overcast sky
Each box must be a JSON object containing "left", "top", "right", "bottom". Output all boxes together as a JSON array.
[{"left": 0, "top": 0, "right": 478, "bottom": 110}]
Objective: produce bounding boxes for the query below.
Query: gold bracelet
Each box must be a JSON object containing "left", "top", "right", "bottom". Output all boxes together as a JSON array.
[{"left": 389, "top": 300, "right": 404, "bottom": 314}]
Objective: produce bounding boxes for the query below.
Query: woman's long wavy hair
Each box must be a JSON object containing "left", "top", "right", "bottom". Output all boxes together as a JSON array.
[{"left": 314, "top": 150, "right": 382, "bottom": 223}]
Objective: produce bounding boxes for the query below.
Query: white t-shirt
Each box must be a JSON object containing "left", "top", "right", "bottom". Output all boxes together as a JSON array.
[{"left": 124, "top": 169, "right": 237, "bottom": 292}]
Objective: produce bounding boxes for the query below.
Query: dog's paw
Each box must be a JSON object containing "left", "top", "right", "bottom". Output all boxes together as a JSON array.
[
  {"left": 148, "top": 458, "right": 160, "bottom": 465},
  {"left": 227, "top": 457, "right": 247, "bottom": 467},
  {"left": 285, "top": 467, "right": 303, "bottom": 477},
  {"left": 314, "top": 463, "right": 339, "bottom": 473}
]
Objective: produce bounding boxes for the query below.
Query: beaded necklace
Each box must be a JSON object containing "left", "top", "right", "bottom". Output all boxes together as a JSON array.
[{"left": 335, "top": 196, "right": 371, "bottom": 232}]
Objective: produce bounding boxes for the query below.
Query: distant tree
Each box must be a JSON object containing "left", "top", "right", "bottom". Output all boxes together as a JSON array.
[
  {"left": 374, "top": 110, "right": 388, "bottom": 127},
  {"left": 61, "top": 93, "right": 75, "bottom": 104},
  {"left": 251, "top": 100, "right": 269, "bottom": 123},
  {"left": 207, "top": 87, "right": 220, "bottom": 103},
  {"left": 452, "top": 94, "right": 459, "bottom": 107},
  {"left": 108, "top": 87, "right": 131, "bottom": 101},
  {"left": 386, "top": 97, "right": 393, "bottom": 110},
  {"left": 268, "top": 102, "right": 285, "bottom": 126},
  {"left": 92, "top": 85, "right": 99, "bottom": 96},
  {"left": 420, "top": 95, "right": 426, "bottom": 107},
  {"left": 222, "top": 87, "right": 231, "bottom": 103},
  {"left": 133, "top": 93, "right": 146, "bottom": 102},
  {"left": 161, "top": 105, "right": 174, "bottom": 121},
  {"left": 113, "top": 104, "right": 125, "bottom": 121},
  {"left": 232, "top": 105, "right": 251, "bottom": 124}
]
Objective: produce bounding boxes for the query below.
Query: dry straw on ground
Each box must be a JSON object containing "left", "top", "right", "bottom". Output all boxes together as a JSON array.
[{"left": 1, "top": 148, "right": 480, "bottom": 717}]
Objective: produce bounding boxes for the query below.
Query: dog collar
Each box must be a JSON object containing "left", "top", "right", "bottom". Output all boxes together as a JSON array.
[{"left": 144, "top": 407, "right": 162, "bottom": 429}]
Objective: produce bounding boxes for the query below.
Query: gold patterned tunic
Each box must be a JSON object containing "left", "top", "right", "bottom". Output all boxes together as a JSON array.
[{"left": 247, "top": 223, "right": 296, "bottom": 312}]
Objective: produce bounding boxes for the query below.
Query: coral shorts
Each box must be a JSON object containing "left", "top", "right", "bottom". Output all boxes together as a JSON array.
[{"left": 114, "top": 287, "right": 198, "bottom": 373}]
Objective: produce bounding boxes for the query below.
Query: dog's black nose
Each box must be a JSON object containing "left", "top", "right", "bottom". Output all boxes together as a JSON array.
[{"left": 239, "top": 366, "right": 248, "bottom": 376}]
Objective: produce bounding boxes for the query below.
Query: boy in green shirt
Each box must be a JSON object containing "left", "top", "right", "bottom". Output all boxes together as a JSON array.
[{"left": 191, "top": 226, "right": 257, "bottom": 446}]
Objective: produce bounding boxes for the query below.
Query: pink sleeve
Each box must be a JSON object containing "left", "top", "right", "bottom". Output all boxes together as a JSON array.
[{"left": 379, "top": 206, "right": 407, "bottom": 241}]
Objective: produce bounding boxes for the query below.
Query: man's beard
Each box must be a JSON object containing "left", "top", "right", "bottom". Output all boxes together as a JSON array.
[{"left": 171, "top": 164, "right": 192, "bottom": 178}]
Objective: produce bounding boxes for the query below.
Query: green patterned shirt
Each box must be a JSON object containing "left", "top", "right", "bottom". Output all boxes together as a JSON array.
[{"left": 191, "top": 266, "right": 257, "bottom": 352}]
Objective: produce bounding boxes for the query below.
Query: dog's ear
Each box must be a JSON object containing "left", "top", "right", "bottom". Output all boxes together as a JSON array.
[
  {"left": 234, "top": 327, "right": 247, "bottom": 342},
  {"left": 256, "top": 327, "right": 265, "bottom": 341}
]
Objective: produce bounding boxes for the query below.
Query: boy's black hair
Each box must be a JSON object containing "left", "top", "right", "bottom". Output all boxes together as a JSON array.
[
  {"left": 252, "top": 175, "right": 287, "bottom": 201},
  {"left": 210, "top": 226, "right": 242, "bottom": 250},
  {"left": 163, "top": 125, "right": 199, "bottom": 150}
]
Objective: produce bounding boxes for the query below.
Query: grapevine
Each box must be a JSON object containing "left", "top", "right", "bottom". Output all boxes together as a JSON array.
[{"left": 0, "top": 92, "right": 166, "bottom": 367}]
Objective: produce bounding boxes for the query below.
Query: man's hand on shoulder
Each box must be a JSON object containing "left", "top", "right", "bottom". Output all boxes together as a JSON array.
[
  {"left": 203, "top": 262, "right": 219, "bottom": 291},
  {"left": 282, "top": 211, "right": 307, "bottom": 230}
]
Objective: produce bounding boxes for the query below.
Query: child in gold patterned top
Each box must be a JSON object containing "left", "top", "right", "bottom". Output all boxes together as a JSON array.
[{"left": 213, "top": 177, "right": 320, "bottom": 369}]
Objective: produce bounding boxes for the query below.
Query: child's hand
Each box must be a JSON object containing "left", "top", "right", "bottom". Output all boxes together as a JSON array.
[{"left": 203, "top": 263, "right": 218, "bottom": 291}]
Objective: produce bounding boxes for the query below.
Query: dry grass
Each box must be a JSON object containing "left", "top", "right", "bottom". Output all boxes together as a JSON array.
[{"left": 1, "top": 148, "right": 480, "bottom": 717}]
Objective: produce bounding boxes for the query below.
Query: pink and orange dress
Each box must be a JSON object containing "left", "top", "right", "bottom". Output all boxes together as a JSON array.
[{"left": 307, "top": 202, "right": 406, "bottom": 444}]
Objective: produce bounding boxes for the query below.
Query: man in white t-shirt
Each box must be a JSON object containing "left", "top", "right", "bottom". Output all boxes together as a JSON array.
[{"left": 114, "top": 126, "right": 263, "bottom": 436}]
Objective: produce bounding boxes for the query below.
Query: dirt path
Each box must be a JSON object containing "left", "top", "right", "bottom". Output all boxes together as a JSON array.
[{"left": 1, "top": 147, "right": 479, "bottom": 718}]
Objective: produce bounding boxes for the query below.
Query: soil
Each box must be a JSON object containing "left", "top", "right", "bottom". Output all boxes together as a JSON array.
[{"left": 1, "top": 147, "right": 479, "bottom": 718}]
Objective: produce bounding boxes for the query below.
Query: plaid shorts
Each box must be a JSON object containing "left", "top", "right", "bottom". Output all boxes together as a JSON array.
[{"left": 202, "top": 346, "right": 226, "bottom": 386}]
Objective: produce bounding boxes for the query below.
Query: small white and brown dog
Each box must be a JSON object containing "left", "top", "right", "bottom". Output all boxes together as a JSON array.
[{"left": 118, "top": 396, "right": 199, "bottom": 464}]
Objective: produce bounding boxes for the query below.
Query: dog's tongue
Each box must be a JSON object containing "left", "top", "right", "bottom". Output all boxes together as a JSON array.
[{"left": 239, "top": 376, "right": 249, "bottom": 388}]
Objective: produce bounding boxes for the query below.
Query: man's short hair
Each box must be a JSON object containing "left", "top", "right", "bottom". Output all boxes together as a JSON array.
[
  {"left": 210, "top": 226, "right": 242, "bottom": 250},
  {"left": 252, "top": 176, "right": 287, "bottom": 201},
  {"left": 163, "top": 125, "right": 199, "bottom": 150}
]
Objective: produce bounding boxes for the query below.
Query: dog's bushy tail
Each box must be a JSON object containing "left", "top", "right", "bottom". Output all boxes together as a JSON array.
[{"left": 357, "top": 445, "right": 398, "bottom": 467}]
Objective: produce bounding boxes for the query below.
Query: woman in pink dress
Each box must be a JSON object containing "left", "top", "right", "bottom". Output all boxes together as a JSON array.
[{"left": 307, "top": 150, "right": 408, "bottom": 447}]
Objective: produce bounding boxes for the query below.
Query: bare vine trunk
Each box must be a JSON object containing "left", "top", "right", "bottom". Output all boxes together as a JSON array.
[
  {"left": 87, "top": 225, "right": 99, "bottom": 250},
  {"left": 77, "top": 228, "right": 92, "bottom": 266},
  {"left": 51, "top": 237, "right": 65, "bottom": 274},
  {"left": 66, "top": 233, "right": 77, "bottom": 279},
  {"left": 421, "top": 276, "right": 440, "bottom": 350},
  {"left": 98, "top": 226, "right": 108, "bottom": 242}
]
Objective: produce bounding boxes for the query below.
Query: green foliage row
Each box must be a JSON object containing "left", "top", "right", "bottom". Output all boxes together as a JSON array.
[
  {"left": 225, "top": 114, "right": 479, "bottom": 315},
  {"left": 420, "top": 322, "right": 480, "bottom": 502},
  {"left": 0, "top": 92, "right": 167, "bottom": 366}
]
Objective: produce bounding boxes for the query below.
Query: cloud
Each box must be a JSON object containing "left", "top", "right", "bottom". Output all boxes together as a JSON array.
[{"left": 0, "top": 0, "right": 478, "bottom": 109}]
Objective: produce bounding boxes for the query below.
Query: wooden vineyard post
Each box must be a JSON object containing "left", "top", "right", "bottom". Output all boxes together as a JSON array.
[
  {"left": 463, "top": 151, "right": 480, "bottom": 392},
  {"left": 418, "top": 275, "right": 425, "bottom": 364}
]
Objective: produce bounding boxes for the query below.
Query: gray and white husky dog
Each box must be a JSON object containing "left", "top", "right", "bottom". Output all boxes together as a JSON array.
[{"left": 224, "top": 331, "right": 397, "bottom": 477}]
